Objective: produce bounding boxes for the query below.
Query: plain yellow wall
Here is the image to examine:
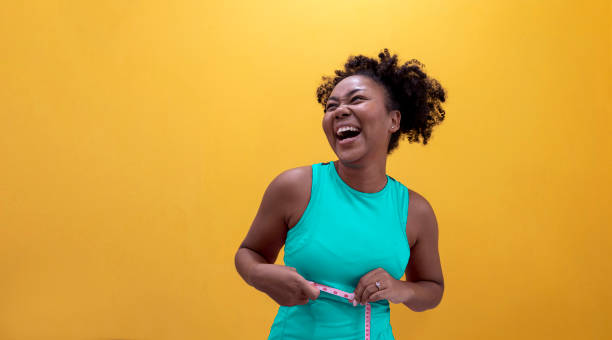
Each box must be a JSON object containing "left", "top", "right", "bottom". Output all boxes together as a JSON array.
[{"left": 1, "top": 0, "right": 610, "bottom": 339}]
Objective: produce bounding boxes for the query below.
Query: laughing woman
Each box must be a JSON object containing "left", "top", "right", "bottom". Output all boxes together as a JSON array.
[{"left": 235, "top": 48, "right": 447, "bottom": 340}]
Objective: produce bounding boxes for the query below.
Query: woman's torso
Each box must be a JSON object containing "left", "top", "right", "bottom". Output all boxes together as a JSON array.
[{"left": 267, "top": 161, "right": 413, "bottom": 340}]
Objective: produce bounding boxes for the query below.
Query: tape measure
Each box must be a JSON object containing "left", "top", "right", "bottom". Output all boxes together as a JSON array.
[{"left": 307, "top": 281, "right": 372, "bottom": 340}]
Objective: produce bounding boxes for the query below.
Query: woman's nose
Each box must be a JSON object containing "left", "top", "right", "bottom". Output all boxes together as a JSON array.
[{"left": 334, "top": 104, "right": 351, "bottom": 118}]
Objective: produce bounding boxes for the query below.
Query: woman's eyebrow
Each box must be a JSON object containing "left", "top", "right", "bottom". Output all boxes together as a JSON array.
[{"left": 327, "top": 88, "right": 365, "bottom": 102}]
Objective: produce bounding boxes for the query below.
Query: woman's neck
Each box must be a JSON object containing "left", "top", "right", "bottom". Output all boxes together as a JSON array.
[{"left": 334, "top": 159, "right": 388, "bottom": 193}]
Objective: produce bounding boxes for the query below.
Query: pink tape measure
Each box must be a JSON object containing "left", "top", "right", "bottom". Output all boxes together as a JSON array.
[{"left": 307, "top": 281, "right": 372, "bottom": 340}]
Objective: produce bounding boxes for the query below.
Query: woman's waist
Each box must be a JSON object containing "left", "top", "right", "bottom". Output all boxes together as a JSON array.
[
  {"left": 308, "top": 280, "right": 390, "bottom": 312},
  {"left": 318, "top": 292, "right": 389, "bottom": 309},
  {"left": 281, "top": 297, "right": 390, "bottom": 322},
  {"left": 275, "top": 301, "right": 392, "bottom": 340}
]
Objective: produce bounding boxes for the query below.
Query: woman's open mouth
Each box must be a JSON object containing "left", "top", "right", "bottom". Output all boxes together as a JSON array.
[{"left": 336, "top": 128, "right": 362, "bottom": 146}]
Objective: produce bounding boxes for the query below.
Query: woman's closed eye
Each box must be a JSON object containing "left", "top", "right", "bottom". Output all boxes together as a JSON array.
[{"left": 325, "top": 96, "right": 365, "bottom": 111}]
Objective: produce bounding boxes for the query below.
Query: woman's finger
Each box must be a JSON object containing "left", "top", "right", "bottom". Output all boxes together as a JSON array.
[
  {"left": 352, "top": 268, "right": 388, "bottom": 303},
  {"left": 367, "top": 289, "right": 386, "bottom": 303},
  {"left": 358, "top": 281, "right": 380, "bottom": 304},
  {"left": 302, "top": 280, "right": 320, "bottom": 300},
  {"left": 352, "top": 280, "right": 365, "bottom": 303}
]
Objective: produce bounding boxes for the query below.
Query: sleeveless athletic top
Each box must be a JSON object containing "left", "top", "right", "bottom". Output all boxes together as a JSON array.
[{"left": 267, "top": 161, "right": 411, "bottom": 340}]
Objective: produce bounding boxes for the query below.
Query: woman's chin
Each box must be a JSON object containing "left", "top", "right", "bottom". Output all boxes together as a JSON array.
[
  {"left": 335, "top": 148, "right": 364, "bottom": 164},
  {"left": 329, "top": 136, "right": 367, "bottom": 162}
]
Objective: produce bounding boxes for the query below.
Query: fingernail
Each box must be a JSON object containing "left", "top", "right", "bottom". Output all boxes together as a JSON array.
[{"left": 352, "top": 300, "right": 357, "bottom": 307}]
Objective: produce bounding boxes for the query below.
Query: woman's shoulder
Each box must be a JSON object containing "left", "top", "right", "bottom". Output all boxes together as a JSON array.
[
  {"left": 274, "top": 164, "right": 312, "bottom": 186},
  {"left": 405, "top": 188, "right": 437, "bottom": 232},
  {"left": 267, "top": 165, "right": 312, "bottom": 204},
  {"left": 271, "top": 165, "right": 314, "bottom": 230},
  {"left": 400, "top": 187, "right": 436, "bottom": 248},
  {"left": 388, "top": 177, "right": 426, "bottom": 207},
  {"left": 391, "top": 179, "right": 434, "bottom": 220},
  {"left": 401, "top": 186, "right": 433, "bottom": 216}
]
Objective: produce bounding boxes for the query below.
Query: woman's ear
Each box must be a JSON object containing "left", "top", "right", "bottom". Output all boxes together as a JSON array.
[{"left": 390, "top": 110, "right": 401, "bottom": 132}]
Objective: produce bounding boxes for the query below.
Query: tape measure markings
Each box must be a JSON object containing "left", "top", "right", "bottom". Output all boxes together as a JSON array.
[{"left": 307, "top": 281, "right": 372, "bottom": 340}]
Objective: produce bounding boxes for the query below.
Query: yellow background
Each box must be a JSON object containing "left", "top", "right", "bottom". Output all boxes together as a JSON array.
[{"left": 1, "top": 0, "right": 610, "bottom": 339}]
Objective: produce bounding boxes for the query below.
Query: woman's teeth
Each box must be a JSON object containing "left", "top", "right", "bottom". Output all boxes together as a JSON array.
[
  {"left": 336, "top": 126, "right": 361, "bottom": 139},
  {"left": 336, "top": 126, "right": 360, "bottom": 134}
]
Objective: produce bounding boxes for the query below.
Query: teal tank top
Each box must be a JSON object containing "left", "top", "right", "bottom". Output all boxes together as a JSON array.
[{"left": 267, "top": 161, "right": 411, "bottom": 340}]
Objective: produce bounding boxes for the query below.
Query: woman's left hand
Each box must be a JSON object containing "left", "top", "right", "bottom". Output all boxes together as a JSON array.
[{"left": 351, "top": 268, "right": 412, "bottom": 305}]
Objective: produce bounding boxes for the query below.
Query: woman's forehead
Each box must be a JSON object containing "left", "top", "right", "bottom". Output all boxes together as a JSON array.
[{"left": 330, "top": 75, "right": 382, "bottom": 98}]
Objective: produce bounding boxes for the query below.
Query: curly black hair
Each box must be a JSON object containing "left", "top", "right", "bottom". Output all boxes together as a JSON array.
[{"left": 316, "top": 48, "right": 447, "bottom": 154}]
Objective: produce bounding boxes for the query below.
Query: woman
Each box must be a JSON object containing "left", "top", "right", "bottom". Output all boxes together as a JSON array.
[{"left": 235, "top": 48, "right": 446, "bottom": 339}]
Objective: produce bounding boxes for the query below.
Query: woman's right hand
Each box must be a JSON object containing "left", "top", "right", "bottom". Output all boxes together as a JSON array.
[{"left": 250, "top": 264, "right": 320, "bottom": 306}]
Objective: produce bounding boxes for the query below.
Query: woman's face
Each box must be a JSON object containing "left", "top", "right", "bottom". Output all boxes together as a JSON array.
[{"left": 322, "top": 75, "right": 400, "bottom": 165}]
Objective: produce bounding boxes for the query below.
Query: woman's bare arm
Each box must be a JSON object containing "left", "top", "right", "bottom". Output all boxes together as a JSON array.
[
  {"left": 235, "top": 172, "right": 290, "bottom": 286},
  {"left": 402, "top": 191, "right": 445, "bottom": 312},
  {"left": 235, "top": 167, "right": 320, "bottom": 305}
]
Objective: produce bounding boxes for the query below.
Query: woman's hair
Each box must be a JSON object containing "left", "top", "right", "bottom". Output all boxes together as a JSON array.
[{"left": 316, "top": 48, "right": 447, "bottom": 154}]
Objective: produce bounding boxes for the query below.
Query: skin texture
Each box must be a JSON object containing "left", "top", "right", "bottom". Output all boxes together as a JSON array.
[{"left": 235, "top": 74, "right": 444, "bottom": 312}]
